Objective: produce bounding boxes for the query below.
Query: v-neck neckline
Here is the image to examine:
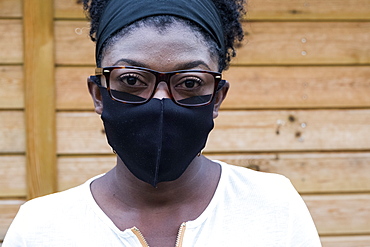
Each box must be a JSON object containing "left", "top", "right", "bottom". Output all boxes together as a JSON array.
[{"left": 84, "top": 161, "right": 228, "bottom": 234}]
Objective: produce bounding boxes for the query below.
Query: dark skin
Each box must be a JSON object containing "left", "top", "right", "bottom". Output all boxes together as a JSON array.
[{"left": 88, "top": 23, "right": 229, "bottom": 247}]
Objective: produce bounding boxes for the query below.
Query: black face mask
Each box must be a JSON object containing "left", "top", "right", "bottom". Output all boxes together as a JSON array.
[{"left": 99, "top": 87, "right": 214, "bottom": 187}]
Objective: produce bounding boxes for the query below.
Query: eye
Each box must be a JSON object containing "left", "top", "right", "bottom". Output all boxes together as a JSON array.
[
  {"left": 184, "top": 80, "right": 196, "bottom": 88},
  {"left": 176, "top": 77, "right": 203, "bottom": 89},
  {"left": 124, "top": 75, "right": 139, "bottom": 85},
  {"left": 117, "top": 74, "right": 147, "bottom": 87}
]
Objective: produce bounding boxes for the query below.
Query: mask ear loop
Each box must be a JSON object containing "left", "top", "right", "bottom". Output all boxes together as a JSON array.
[
  {"left": 89, "top": 75, "right": 101, "bottom": 86},
  {"left": 216, "top": 80, "right": 227, "bottom": 92}
]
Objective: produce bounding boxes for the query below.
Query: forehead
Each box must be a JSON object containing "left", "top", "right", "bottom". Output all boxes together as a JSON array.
[{"left": 101, "top": 23, "right": 218, "bottom": 71}]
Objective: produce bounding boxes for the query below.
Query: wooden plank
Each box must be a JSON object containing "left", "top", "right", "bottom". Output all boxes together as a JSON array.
[
  {"left": 24, "top": 0, "right": 57, "bottom": 199},
  {"left": 0, "top": 200, "right": 24, "bottom": 241},
  {"left": 247, "top": 0, "right": 370, "bottom": 20},
  {"left": 54, "top": 0, "right": 370, "bottom": 21},
  {"left": 57, "top": 156, "right": 115, "bottom": 191},
  {"left": 57, "top": 112, "right": 108, "bottom": 154},
  {"left": 321, "top": 235, "right": 370, "bottom": 247},
  {"left": 56, "top": 67, "right": 94, "bottom": 110},
  {"left": 234, "top": 22, "right": 370, "bottom": 65},
  {"left": 208, "top": 109, "right": 370, "bottom": 152},
  {"left": 54, "top": 0, "right": 86, "bottom": 19},
  {"left": 0, "top": 156, "right": 26, "bottom": 197},
  {"left": 0, "top": 111, "right": 25, "bottom": 153},
  {"left": 55, "top": 66, "right": 370, "bottom": 110},
  {"left": 0, "top": 20, "right": 22, "bottom": 64},
  {"left": 223, "top": 66, "right": 370, "bottom": 109},
  {"left": 56, "top": 110, "right": 370, "bottom": 154},
  {"left": 55, "top": 21, "right": 370, "bottom": 66},
  {"left": 304, "top": 194, "right": 370, "bottom": 235},
  {"left": 0, "top": 66, "right": 24, "bottom": 109},
  {"left": 0, "top": 0, "right": 21, "bottom": 18},
  {"left": 57, "top": 153, "right": 370, "bottom": 193},
  {"left": 210, "top": 153, "right": 370, "bottom": 193},
  {"left": 55, "top": 21, "right": 95, "bottom": 65}
]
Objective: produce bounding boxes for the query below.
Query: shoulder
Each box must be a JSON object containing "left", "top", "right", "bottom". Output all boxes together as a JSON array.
[
  {"left": 14, "top": 183, "right": 87, "bottom": 228},
  {"left": 211, "top": 161, "right": 321, "bottom": 245},
  {"left": 24, "top": 183, "right": 86, "bottom": 211},
  {"left": 11, "top": 175, "right": 100, "bottom": 229},
  {"left": 216, "top": 160, "right": 294, "bottom": 195},
  {"left": 23, "top": 174, "right": 102, "bottom": 208},
  {"left": 3, "top": 176, "right": 103, "bottom": 246},
  {"left": 214, "top": 160, "right": 304, "bottom": 214}
]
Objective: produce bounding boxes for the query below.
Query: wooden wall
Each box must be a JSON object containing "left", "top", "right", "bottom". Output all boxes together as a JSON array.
[{"left": 0, "top": 0, "right": 370, "bottom": 245}]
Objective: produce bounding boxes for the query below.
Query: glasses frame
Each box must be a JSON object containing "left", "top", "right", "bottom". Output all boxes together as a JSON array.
[{"left": 95, "top": 66, "right": 223, "bottom": 107}]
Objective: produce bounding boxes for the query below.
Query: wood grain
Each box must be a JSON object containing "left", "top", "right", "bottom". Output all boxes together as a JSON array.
[
  {"left": 0, "top": 20, "right": 22, "bottom": 64},
  {"left": 55, "top": 21, "right": 95, "bottom": 65},
  {"left": 57, "top": 156, "right": 115, "bottom": 191},
  {"left": 55, "top": 66, "right": 370, "bottom": 110},
  {"left": 321, "top": 235, "right": 370, "bottom": 247},
  {"left": 208, "top": 109, "right": 370, "bottom": 152},
  {"left": 223, "top": 66, "right": 370, "bottom": 109},
  {"left": 0, "top": 156, "right": 26, "bottom": 197},
  {"left": 235, "top": 22, "right": 370, "bottom": 65},
  {"left": 55, "top": 67, "right": 94, "bottom": 110},
  {"left": 54, "top": 21, "right": 370, "bottom": 66},
  {"left": 54, "top": 0, "right": 85, "bottom": 19},
  {"left": 304, "top": 194, "right": 370, "bottom": 235},
  {"left": 0, "top": 66, "right": 24, "bottom": 109},
  {"left": 56, "top": 109, "right": 370, "bottom": 154},
  {"left": 53, "top": 0, "right": 370, "bottom": 21},
  {"left": 210, "top": 153, "right": 370, "bottom": 193},
  {"left": 57, "top": 153, "right": 370, "bottom": 193},
  {"left": 24, "top": 0, "right": 57, "bottom": 198},
  {"left": 57, "top": 111, "right": 108, "bottom": 154},
  {"left": 0, "top": 0, "right": 21, "bottom": 18},
  {"left": 0, "top": 200, "right": 23, "bottom": 241},
  {"left": 247, "top": 0, "right": 370, "bottom": 20},
  {"left": 0, "top": 111, "right": 25, "bottom": 153}
]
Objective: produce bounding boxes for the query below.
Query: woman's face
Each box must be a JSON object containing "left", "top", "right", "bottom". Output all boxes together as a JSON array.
[
  {"left": 101, "top": 23, "right": 219, "bottom": 93},
  {"left": 91, "top": 21, "right": 227, "bottom": 118}
]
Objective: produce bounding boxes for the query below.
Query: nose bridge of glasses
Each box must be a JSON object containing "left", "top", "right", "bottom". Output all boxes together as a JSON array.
[
  {"left": 155, "top": 72, "right": 172, "bottom": 85},
  {"left": 153, "top": 72, "right": 172, "bottom": 99}
]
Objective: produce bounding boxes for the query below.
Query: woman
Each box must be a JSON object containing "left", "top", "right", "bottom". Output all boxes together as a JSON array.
[{"left": 3, "top": 0, "right": 321, "bottom": 246}]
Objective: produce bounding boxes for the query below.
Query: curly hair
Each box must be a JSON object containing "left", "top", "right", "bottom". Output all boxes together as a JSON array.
[{"left": 78, "top": 0, "right": 245, "bottom": 71}]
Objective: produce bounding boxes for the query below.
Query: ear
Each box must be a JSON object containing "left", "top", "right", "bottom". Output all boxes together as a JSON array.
[
  {"left": 213, "top": 81, "right": 229, "bottom": 119},
  {"left": 87, "top": 77, "right": 103, "bottom": 115}
]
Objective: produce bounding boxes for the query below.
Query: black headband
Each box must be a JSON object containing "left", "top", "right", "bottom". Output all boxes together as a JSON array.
[{"left": 95, "top": 0, "right": 225, "bottom": 63}]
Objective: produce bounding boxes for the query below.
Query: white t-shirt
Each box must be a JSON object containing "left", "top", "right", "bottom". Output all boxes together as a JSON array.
[{"left": 3, "top": 161, "right": 321, "bottom": 246}]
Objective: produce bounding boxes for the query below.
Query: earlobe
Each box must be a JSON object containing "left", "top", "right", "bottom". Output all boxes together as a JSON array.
[
  {"left": 213, "top": 81, "right": 229, "bottom": 119},
  {"left": 87, "top": 77, "right": 103, "bottom": 115}
]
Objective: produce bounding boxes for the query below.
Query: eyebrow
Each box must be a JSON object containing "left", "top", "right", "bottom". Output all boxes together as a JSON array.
[
  {"left": 112, "top": 59, "right": 212, "bottom": 71},
  {"left": 175, "top": 61, "right": 212, "bottom": 71},
  {"left": 113, "top": 59, "right": 147, "bottom": 68}
]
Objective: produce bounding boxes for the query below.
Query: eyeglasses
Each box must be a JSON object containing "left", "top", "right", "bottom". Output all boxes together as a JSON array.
[{"left": 94, "top": 66, "right": 223, "bottom": 107}]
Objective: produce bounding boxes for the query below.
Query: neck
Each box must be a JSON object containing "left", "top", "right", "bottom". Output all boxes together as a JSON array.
[{"left": 95, "top": 155, "right": 220, "bottom": 210}]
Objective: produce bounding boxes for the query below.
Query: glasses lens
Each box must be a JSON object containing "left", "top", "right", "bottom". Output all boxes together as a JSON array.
[
  {"left": 106, "top": 68, "right": 218, "bottom": 106},
  {"left": 109, "top": 68, "right": 156, "bottom": 103},
  {"left": 170, "top": 72, "right": 216, "bottom": 106}
]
